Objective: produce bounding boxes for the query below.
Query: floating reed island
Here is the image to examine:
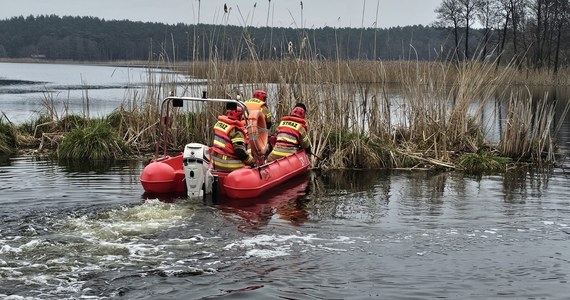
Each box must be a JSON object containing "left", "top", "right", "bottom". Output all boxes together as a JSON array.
[{"left": 1, "top": 58, "right": 569, "bottom": 174}]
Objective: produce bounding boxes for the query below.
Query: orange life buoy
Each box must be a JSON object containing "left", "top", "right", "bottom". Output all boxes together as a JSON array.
[{"left": 246, "top": 109, "right": 268, "bottom": 159}]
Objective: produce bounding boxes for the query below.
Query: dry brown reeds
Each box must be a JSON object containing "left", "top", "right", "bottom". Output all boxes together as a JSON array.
[
  {"left": 7, "top": 37, "right": 567, "bottom": 169},
  {"left": 107, "top": 52, "right": 569, "bottom": 170},
  {"left": 500, "top": 89, "right": 570, "bottom": 164}
]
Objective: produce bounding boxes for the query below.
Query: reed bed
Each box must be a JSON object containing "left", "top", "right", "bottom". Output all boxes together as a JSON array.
[
  {"left": 0, "top": 117, "right": 16, "bottom": 155},
  {"left": 500, "top": 89, "right": 570, "bottom": 165},
  {"left": 177, "top": 57, "right": 567, "bottom": 171},
  {"left": 119, "top": 55, "right": 565, "bottom": 171},
  {"left": 5, "top": 52, "right": 569, "bottom": 171}
]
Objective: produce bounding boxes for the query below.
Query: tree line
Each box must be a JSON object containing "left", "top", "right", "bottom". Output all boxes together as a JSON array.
[
  {"left": 0, "top": 15, "right": 457, "bottom": 62},
  {"left": 435, "top": 0, "right": 569, "bottom": 73},
  {"left": 0, "top": 0, "right": 568, "bottom": 74}
]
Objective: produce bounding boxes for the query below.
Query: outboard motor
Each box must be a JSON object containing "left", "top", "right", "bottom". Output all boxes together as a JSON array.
[{"left": 182, "top": 143, "right": 213, "bottom": 198}]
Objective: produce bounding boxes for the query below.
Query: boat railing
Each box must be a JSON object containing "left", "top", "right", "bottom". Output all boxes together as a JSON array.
[{"left": 155, "top": 91, "right": 249, "bottom": 159}]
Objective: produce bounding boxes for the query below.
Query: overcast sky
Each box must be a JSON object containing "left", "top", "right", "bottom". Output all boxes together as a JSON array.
[{"left": 0, "top": 0, "right": 442, "bottom": 29}]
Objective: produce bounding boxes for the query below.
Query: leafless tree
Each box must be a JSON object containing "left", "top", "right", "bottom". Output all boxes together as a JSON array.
[
  {"left": 509, "top": 0, "right": 526, "bottom": 67},
  {"left": 552, "top": 0, "right": 569, "bottom": 74},
  {"left": 475, "top": 0, "right": 503, "bottom": 60},
  {"left": 458, "top": 0, "right": 479, "bottom": 59},
  {"left": 434, "top": 0, "right": 464, "bottom": 60}
]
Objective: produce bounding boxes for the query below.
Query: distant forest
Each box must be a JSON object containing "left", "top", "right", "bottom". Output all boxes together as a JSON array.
[
  {"left": 0, "top": 0, "right": 568, "bottom": 74},
  {"left": 0, "top": 15, "right": 461, "bottom": 62}
]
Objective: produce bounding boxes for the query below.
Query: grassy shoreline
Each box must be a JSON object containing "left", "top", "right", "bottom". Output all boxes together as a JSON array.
[{"left": 1, "top": 59, "right": 569, "bottom": 173}]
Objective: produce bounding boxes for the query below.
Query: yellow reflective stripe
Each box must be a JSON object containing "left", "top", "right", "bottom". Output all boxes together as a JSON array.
[
  {"left": 278, "top": 136, "right": 297, "bottom": 144},
  {"left": 213, "top": 140, "right": 226, "bottom": 147},
  {"left": 262, "top": 107, "right": 272, "bottom": 119},
  {"left": 215, "top": 161, "right": 244, "bottom": 168},
  {"left": 272, "top": 149, "right": 294, "bottom": 157},
  {"left": 232, "top": 137, "right": 245, "bottom": 143},
  {"left": 213, "top": 160, "right": 245, "bottom": 168}
]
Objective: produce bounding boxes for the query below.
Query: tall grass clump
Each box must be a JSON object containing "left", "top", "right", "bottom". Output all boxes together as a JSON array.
[
  {"left": 16, "top": 114, "right": 54, "bottom": 136},
  {"left": 15, "top": 113, "right": 89, "bottom": 151},
  {"left": 500, "top": 90, "right": 570, "bottom": 164},
  {"left": 107, "top": 54, "right": 223, "bottom": 156},
  {"left": 458, "top": 152, "right": 513, "bottom": 174},
  {"left": 106, "top": 34, "right": 570, "bottom": 170},
  {"left": 179, "top": 47, "right": 563, "bottom": 170},
  {"left": 395, "top": 57, "right": 514, "bottom": 162},
  {"left": 111, "top": 96, "right": 217, "bottom": 156},
  {"left": 324, "top": 132, "right": 391, "bottom": 169},
  {"left": 0, "top": 119, "right": 16, "bottom": 155},
  {"left": 57, "top": 119, "right": 130, "bottom": 160}
]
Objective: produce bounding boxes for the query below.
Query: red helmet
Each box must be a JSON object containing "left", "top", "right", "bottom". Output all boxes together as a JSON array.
[
  {"left": 227, "top": 106, "right": 243, "bottom": 120},
  {"left": 291, "top": 103, "right": 306, "bottom": 119},
  {"left": 253, "top": 90, "right": 267, "bottom": 102}
]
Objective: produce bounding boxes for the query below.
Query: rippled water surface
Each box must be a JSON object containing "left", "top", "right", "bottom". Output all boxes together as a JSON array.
[
  {"left": 1, "top": 156, "right": 569, "bottom": 299},
  {"left": 0, "top": 62, "right": 187, "bottom": 123},
  {"left": 1, "top": 62, "right": 569, "bottom": 299}
]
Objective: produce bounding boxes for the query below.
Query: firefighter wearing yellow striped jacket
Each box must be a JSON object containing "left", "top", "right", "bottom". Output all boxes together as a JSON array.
[
  {"left": 244, "top": 89, "right": 273, "bottom": 130},
  {"left": 267, "top": 103, "right": 311, "bottom": 163},
  {"left": 211, "top": 103, "right": 255, "bottom": 172}
]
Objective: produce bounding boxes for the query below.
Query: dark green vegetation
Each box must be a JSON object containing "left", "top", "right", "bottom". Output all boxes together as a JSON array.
[
  {"left": 0, "top": 15, "right": 454, "bottom": 61},
  {"left": 458, "top": 152, "right": 513, "bottom": 174},
  {"left": 1, "top": 0, "right": 569, "bottom": 74},
  {"left": 0, "top": 15, "right": 446, "bottom": 61},
  {"left": 57, "top": 119, "right": 130, "bottom": 160},
  {"left": 1, "top": 114, "right": 130, "bottom": 161},
  {"left": 0, "top": 118, "right": 16, "bottom": 155}
]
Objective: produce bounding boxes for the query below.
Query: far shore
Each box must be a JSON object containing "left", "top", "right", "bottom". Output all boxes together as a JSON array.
[{"left": 0, "top": 57, "right": 153, "bottom": 68}]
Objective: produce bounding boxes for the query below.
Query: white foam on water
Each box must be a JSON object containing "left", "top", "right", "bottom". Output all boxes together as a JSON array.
[
  {"left": 224, "top": 233, "right": 358, "bottom": 258},
  {"left": 0, "top": 200, "right": 211, "bottom": 300},
  {"left": 1, "top": 244, "right": 23, "bottom": 254},
  {"left": 2, "top": 295, "right": 41, "bottom": 300},
  {"left": 246, "top": 248, "right": 289, "bottom": 258},
  {"left": 64, "top": 201, "right": 195, "bottom": 240},
  {"left": 205, "top": 260, "right": 222, "bottom": 266},
  {"left": 311, "top": 244, "right": 348, "bottom": 252}
]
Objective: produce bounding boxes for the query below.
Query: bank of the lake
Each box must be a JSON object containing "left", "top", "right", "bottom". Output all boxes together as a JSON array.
[{"left": 1, "top": 60, "right": 569, "bottom": 171}]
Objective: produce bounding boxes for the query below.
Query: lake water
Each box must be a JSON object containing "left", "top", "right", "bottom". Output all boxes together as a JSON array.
[
  {"left": 0, "top": 62, "right": 188, "bottom": 123},
  {"left": 1, "top": 63, "right": 569, "bottom": 299}
]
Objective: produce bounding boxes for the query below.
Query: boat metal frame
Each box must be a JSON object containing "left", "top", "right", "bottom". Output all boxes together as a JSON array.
[{"left": 154, "top": 91, "right": 249, "bottom": 160}]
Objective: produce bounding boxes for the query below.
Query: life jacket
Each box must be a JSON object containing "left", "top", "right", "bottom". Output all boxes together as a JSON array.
[
  {"left": 244, "top": 98, "right": 265, "bottom": 111},
  {"left": 212, "top": 116, "right": 247, "bottom": 158},
  {"left": 274, "top": 116, "right": 307, "bottom": 148},
  {"left": 245, "top": 110, "right": 269, "bottom": 158}
]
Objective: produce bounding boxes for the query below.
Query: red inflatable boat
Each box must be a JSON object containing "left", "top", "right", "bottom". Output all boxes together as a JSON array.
[
  {"left": 211, "top": 150, "right": 310, "bottom": 199},
  {"left": 140, "top": 154, "right": 186, "bottom": 194},
  {"left": 140, "top": 95, "right": 310, "bottom": 199},
  {"left": 141, "top": 149, "right": 309, "bottom": 199}
]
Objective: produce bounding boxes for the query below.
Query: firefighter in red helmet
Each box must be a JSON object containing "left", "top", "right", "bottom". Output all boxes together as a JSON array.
[
  {"left": 211, "top": 102, "right": 256, "bottom": 172},
  {"left": 245, "top": 89, "right": 273, "bottom": 130},
  {"left": 266, "top": 103, "right": 311, "bottom": 163}
]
